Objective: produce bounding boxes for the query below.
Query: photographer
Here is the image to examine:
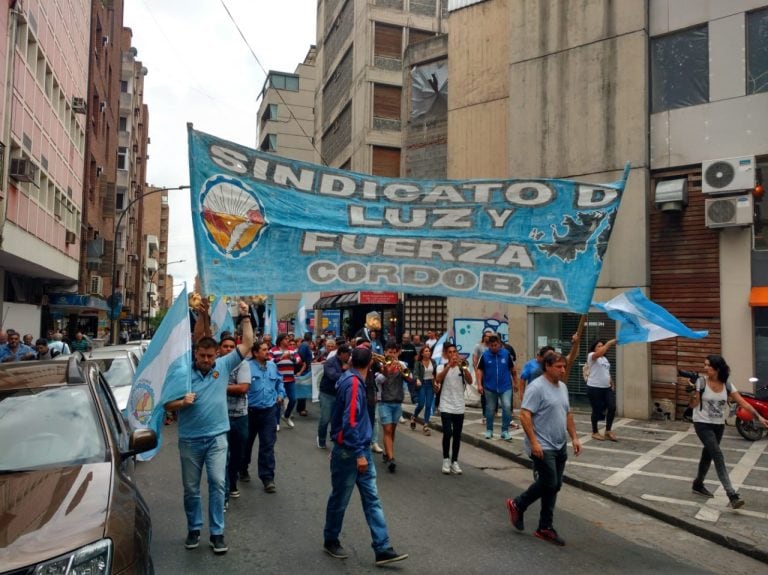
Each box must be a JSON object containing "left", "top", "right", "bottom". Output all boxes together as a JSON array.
[{"left": 686, "top": 355, "right": 768, "bottom": 508}]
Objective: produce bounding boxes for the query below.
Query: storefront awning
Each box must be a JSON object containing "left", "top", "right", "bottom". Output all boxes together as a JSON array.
[
  {"left": 313, "top": 291, "right": 399, "bottom": 310},
  {"left": 749, "top": 287, "right": 768, "bottom": 307},
  {"left": 46, "top": 293, "right": 110, "bottom": 312}
]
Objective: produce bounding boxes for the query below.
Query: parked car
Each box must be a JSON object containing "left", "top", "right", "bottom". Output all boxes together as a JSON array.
[
  {"left": 85, "top": 348, "right": 141, "bottom": 411},
  {"left": 0, "top": 356, "right": 157, "bottom": 573}
]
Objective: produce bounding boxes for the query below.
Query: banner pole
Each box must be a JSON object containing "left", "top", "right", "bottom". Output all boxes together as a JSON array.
[{"left": 564, "top": 314, "right": 587, "bottom": 382}]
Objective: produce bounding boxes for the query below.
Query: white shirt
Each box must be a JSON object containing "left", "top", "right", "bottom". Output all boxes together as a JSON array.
[
  {"left": 586, "top": 352, "right": 611, "bottom": 388},
  {"left": 692, "top": 379, "right": 735, "bottom": 425},
  {"left": 437, "top": 365, "right": 465, "bottom": 415}
]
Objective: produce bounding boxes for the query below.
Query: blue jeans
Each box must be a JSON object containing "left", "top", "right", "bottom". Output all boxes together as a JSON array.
[
  {"left": 485, "top": 388, "right": 512, "bottom": 433},
  {"left": 317, "top": 392, "right": 336, "bottom": 447},
  {"left": 179, "top": 432, "right": 228, "bottom": 535},
  {"left": 279, "top": 381, "right": 296, "bottom": 422},
  {"left": 226, "top": 415, "right": 248, "bottom": 496},
  {"left": 413, "top": 381, "right": 434, "bottom": 424},
  {"left": 244, "top": 405, "right": 278, "bottom": 484},
  {"left": 515, "top": 445, "right": 567, "bottom": 529},
  {"left": 323, "top": 446, "right": 391, "bottom": 551}
]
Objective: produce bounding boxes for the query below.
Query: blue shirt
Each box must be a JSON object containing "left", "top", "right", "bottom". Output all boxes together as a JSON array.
[
  {"left": 477, "top": 348, "right": 513, "bottom": 392},
  {"left": 520, "top": 358, "right": 543, "bottom": 384},
  {"left": 0, "top": 343, "right": 35, "bottom": 362},
  {"left": 177, "top": 349, "right": 243, "bottom": 440},
  {"left": 297, "top": 341, "right": 313, "bottom": 376},
  {"left": 237, "top": 358, "right": 285, "bottom": 409},
  {"left": 330, "top": 368, "right": 372, "bottom": 457}
]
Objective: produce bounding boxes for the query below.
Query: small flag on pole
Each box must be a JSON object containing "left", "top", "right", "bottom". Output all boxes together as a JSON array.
[
  {"left": 265, "top": 295, "right": 278, "bottom": 336},
  {"left": 126, "top": 286, "right": 192, "bottom": 460},
  {"left": 594, "top": 288, "right": 708, "bottom": 344},
  {"left": 210, "top": 295, "right": 235, "bottom": 341}
]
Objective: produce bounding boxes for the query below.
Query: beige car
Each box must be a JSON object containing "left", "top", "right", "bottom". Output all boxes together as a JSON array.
[{"left": 0, "top": 356, "right": 157, "bottom": 574}]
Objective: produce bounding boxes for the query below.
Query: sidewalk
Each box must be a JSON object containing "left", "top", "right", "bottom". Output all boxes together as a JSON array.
[{"left": 405, "top": 406, "right": 768, "bottom": 564}]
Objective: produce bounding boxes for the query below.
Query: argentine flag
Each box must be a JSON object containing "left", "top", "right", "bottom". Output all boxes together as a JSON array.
[
  {"left": 594, "top": 288, "right": 708, "bottom": 344},
  {"left": 265, "top": 294, "right": 278, "bottom": 336},
  {"left": 296, "top": 293, "right": 307, "bottom": 336},
  {"left": 210, "top": 295, "right": 235, "bottom": 341},
  {"left": 431, "top": 331, "right": 450, "bottom": 363},
  {"left": 126, "top": 287, "right": 192, "bottom": 460}
]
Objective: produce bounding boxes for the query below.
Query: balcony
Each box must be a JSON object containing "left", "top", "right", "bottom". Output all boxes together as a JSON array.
[
  {"left": 145, "top": 257, "right": 158, "bottom": 274},
  {"left": 119, "top": 92, "right": 133, "bottom": 112}
]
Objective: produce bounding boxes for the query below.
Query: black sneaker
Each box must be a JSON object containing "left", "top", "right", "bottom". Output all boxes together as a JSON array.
[
  {"left": 692, "top": 481, "right": 714, "bottom": 498},
  {"left": 264, "top": 481, "right": 276, "bottom": 493},
  {"left": 239, "top": 470, "right": 251, "bottom": 482},
  {"left": 505, "top": 498, "right": 524, "bottom": 531},
  {"left": 375, "top": 547, "right": 408, "bottom": 566},
  {"left": 209, "top": 534, "right": 229, "bottom": 554},
  {"left": 184, "top": 530, "right": 200, "bottom": 549},
  {"left": 387, "top": 459, "right": 396, "bottom": 473},
  {"left": 229, "top": 489, "right": 241, "bottom": 498},
  {"left": 728, "top": 493, "right": 745, "bottom": 509},
  {"left": 534, "top": 527, "right": 565, "bottom": 546},
  {"left": 324, "top": 539, "right": 349, "bottom": 559}
]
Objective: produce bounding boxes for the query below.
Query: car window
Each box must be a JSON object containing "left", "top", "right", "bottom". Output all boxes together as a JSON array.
[
  {"left": 87, "top": 358, "right": 133, "bottom": 388},
  {"left": 94, "top": 375, "right": 127, "bottom": 449},
  {"left": 0, "top": 386, "right": 107, "bottom": 471}
]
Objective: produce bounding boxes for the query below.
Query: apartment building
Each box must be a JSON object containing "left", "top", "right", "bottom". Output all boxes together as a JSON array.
[
  {"left": 444, "top": 0, "right": 768, "bottom": 417},
  {"left": 140, "top": 186, "right": 169, "bottom": 331},
  {"left": 0, "top": 1, "right": 90, "bottom": 337}
]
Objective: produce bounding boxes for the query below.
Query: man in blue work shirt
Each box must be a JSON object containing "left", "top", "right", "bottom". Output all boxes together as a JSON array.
[
  {"left": 164, "top": 301, "right": 253, "bottom": 555},
  {"left": 476, "top": 334, "right": 519, "bottom": 440},
  {"left": 238, "top": 339, "right": 285, "bottom": 494},
  {"left": 323, "top": 346, "right": 408, "bottom": 567}
]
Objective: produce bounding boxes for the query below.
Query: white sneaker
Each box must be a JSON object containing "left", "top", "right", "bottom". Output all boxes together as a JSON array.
[
  {"left": 371, "top": 443, "right": 384, "bottom": 454},
  {"left": 399, "top": 416, "right": 407, "bottom": 424},
  {"left": 283, "top": 416, "right": 295, "bottom": 429},
  {"left": 276, "top": 424, "right": 280, "bottom": 432},
  {"left": 442, "top": 458, "right": 451, "bottom": 474},
  {"left": 450, "top": 461, "right": 462, "bottom": 475}
]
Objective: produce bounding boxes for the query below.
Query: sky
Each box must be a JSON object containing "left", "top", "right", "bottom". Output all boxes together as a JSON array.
[{"left": 123, "top": 0, "right": 317, "bottom": 294}]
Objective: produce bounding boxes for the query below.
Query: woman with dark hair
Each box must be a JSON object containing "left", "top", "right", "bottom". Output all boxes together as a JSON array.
[
  {"left": 690, "top": 355, "right": 767, "bottom": 508},
  {"left": 412, "top": 345, "right": 437, "bottom": 435},
  {"left": 585, "top": 338, "right": 617, "bottom": 441}
]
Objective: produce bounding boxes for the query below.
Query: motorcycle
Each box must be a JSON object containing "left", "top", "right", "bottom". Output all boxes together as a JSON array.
[{"left": 735, "top": 377, "right": 768, "bottom": 441}]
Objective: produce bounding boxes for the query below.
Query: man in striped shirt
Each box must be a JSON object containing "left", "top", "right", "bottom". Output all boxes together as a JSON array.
[{"left": 271, "top": 333, "right": 303, "bottom": 430}]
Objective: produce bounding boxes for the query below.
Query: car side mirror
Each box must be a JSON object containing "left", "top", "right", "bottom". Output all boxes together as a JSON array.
[{"left": 121, "top": 428, "right": 158, "bottom": 460}]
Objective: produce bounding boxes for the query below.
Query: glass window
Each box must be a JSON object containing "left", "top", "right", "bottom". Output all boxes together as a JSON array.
[
  {"left": 0, "top": 386, "right": 107, "bottom": 470},
  {"left": 747, "top": 7, "right": 768, "bottom": 95},
  {"left": 651, "top": 25, "right": 709, "bottom": 113},
  {"left": 269, "top": 74, "right": 299, "bottom": 92},
  {"left": 117, "top": 146, "right": 127, "bottom": 170}
]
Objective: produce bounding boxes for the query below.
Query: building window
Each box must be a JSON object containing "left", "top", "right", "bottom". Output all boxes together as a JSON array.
[
  {"left": 260, "top": 134, "right": 277, "bottom": 152},
  {"left": 372, "top": 146, "right": 401, "bottom": 177},
  {"left": 374, "top": 22, "right": 402, "bottom": 60},
  {"left": 747, "top": 7, "right": 768, "bottom": 95},
  {"left": 119, "top": 116, "right": 127, "bottom": 131},
  {"left": 403, "top": 295, "right": 446, "bottom": 338},
  {"left": 117, "top": 146, "right": 127, "bottom": 170},
  {"left": 120, "top": 80, "right": 128, "bottom": 93},
  {"left": 261, "top": 103, "right": 278, "bottom": 122},
  {"left": 651, "top": 25, "right": 709, "bottom": 113},
  {"left": 269, "top": 74, "right": 299, "bottom": 91}
]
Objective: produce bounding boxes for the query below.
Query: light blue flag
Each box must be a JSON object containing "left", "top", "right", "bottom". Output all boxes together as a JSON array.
[
  {"left": 265, "top": 295, "right": 278, "bottom": 336},
  {"left": 211, "top": 295, "right": 235, "bottom": 341},
  {"left": 126, "top": 287, "right": 192, "bottom": 461},
  {"left": 431, "top": 331, "right": 450, "bottom": 363},
  {"left": 188, "top": 127, "right": 630, "bottom": 313},
  {"left": 594, "top": 288, "right": 708, "bottom": 344},
  {"left": 296, "top": 293, "right": 307, "bottom": 335}
]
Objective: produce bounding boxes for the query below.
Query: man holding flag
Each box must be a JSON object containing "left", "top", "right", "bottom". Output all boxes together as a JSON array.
[{"left": 164, "top": 299, "right": 253, "bottom": 555}]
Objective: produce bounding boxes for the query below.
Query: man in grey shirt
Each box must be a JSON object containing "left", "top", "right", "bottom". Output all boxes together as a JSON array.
[{"left": 504, "top": 352, "right": 581, "bottom": 546}]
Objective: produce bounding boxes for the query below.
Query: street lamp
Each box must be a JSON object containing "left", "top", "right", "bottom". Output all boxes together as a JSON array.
[
  {"left": 145, "top": 258, "right": 186, "bottom": 331},
  {"left": 109, "top": 185, "right": 190, "bottom": 344}
]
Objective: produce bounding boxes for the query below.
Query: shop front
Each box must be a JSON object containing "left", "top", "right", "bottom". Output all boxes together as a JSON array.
[
  {"left": 44, "top": 293, "right": 111, "bottom": 344},
  {"left": 314, "top": 291, "right": 400, "bottom": 340}
]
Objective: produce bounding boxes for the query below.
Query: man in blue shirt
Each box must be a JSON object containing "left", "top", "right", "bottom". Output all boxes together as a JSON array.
[
  {"left": 164, "top": 301, "right": 253, "bottom": 555},
  {"left": 317, "top": 344, "right": 350, "bottom": 449},
  {"left": 237, "top": 339, "right": 285, "bottom": 493},
  {"left": 0, "top": 331, "right": 35, "bottom": 362},
  {"left": 476, "top": 335, "right": 518, "bottom": 440},
  {"left": 323, "top": 346, "right": 408, "bottom": 567}
]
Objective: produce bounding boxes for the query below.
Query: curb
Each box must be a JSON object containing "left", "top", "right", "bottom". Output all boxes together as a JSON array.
[{"left": 404, "top": 410, "right": 768, "bottom": 564}]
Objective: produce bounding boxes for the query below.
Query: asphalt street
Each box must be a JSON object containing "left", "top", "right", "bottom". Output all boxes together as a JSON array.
[{"left": 136, "top": 413, "right": 767, "bottom": 574}]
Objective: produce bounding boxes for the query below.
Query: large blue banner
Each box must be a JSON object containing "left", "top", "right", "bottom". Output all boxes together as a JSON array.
[{"left": 188, "top": 128, "right": 629, "bottom": 312}]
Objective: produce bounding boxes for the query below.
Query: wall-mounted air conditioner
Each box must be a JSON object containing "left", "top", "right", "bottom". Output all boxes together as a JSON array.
[
  {"left": 10, "top": 158, "right": 37, "bottom": 182},
  {"left": 705, "top": 194, "right": 754, "bottom": 228},
  {"left": 65, "top": 230, "right": 77, "bottom": 244},
  {"left": 702, "top": 156, "right": 756, "bottom": 194},
  {"left": 72, "top": 97, "right": 86, "bottom": 114}
]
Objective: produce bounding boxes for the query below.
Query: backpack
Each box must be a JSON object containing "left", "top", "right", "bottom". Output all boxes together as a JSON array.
[{"left": 582, "top": 360, "right": 590, "bottom": 382}]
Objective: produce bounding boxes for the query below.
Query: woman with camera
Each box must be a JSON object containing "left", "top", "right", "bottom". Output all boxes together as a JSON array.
[{"left": 690, "top": 355, "right": 768, "bottom": 508}]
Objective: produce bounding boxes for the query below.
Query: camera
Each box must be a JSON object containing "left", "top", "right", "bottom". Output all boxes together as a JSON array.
[{"left": 677, "top": 369, "right": 698, "bottom": 393}]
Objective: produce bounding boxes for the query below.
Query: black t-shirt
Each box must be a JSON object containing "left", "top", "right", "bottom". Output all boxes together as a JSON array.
[{"left": 399, "top": 343, "right": 417, "bottom": 369}]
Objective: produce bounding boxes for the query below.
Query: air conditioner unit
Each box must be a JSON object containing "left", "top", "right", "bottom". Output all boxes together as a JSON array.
[
  {"left": 702, "top": 156, "right": 756, "bottom": 194},
  {"left": 65, "top": 230, "right": 77, "bottom": 244},
  {"left": 90, "top": 276, "right": 104, "bottom": 295},
  {"left": 705, "top": 194, "right": 754, "bottom": 228},
  {"left": 9, "top": 158, "right": 37, "bottom": 182},
  {"left": 72, "top": 97, "right": 86, "bottom": 114}
]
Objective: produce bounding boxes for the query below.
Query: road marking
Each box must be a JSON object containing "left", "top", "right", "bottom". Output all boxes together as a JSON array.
[
  {"left": 642, "top": 493, "right": 768, "bottom": 520},
  {"left": 600, "top": 429, "right": 694, "bottom": 487}
]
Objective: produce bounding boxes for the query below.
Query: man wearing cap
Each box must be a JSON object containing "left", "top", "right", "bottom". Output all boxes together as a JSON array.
[{"left": 322, "top": 346, "right": 408, "bottom": 567}]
